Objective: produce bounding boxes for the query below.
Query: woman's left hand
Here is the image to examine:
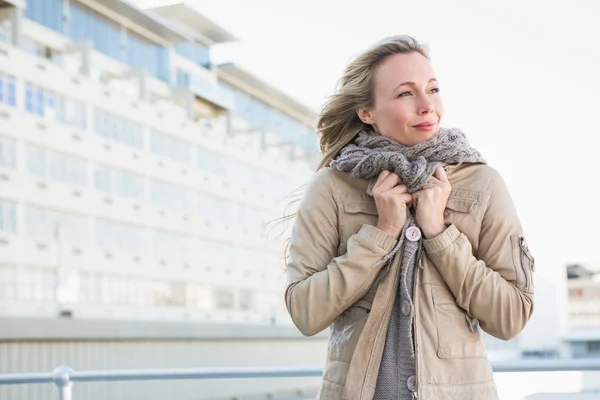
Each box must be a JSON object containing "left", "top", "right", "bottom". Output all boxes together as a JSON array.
[{"left": 413, "top": 166, "right": 452, "bottom": 239}]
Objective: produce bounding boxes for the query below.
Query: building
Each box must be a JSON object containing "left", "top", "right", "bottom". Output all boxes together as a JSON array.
[
  {"left": 564, "top": 263, "right": 600, "bottom": 358},
  {"left": 0, "top": 1, "right": 326, "bottom": 399}
]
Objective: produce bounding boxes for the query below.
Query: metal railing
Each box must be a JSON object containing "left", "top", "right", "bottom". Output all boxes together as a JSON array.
[{"left": 1, "top": 359, "right": 600, "bottom": 400}]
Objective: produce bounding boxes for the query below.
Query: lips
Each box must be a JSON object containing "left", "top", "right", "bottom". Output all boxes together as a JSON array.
[{"left": 413, "top": 121, "right": 437, "bottom": 128}]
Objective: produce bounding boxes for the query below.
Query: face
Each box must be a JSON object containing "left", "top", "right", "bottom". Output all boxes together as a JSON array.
[{"left": 357, "top": 52, "right": 443, "bottom": 146}]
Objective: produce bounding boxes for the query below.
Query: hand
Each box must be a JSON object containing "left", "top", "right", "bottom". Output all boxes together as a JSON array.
[
  {"left": 373, "top": 171, "right": 412, "bottom": 239},
  {"left": 413, "top": 166, "right": 452, "bottom": 239}
]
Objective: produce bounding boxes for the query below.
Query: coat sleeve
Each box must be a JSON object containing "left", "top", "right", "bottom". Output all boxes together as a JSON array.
[
  {"left": 285, "top": 168, "right": 397, "bottom": 336},
  {"left": 422, "top": 169, "right": 534, "bottom": 340}
]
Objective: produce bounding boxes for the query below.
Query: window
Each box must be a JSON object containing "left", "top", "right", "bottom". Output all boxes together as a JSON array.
[
  {"left": 78, "top": 271, "right": 186, "bottom": 307},
  {"left": 587, "top": 341, "right": 600, "bottom": 354},
  {"left": 69, "top": 2, "right": 123, "bottom": 62},
  {"left": 25, "top": 82, "right": 59, "bottom": 118},
  {"left": 94, "top": 109, "right": 144, "bottom": 149},
  {"left": 0, "top": 136, "right": 16, "bottom": 169},
  {"left": 19, "top": 267, "right": 57, "bottom": 301},
  {"left": 24, "top": 83, "right": 86, "bottom": 129},
  {"left": 151, "top": 180, "right": 196, "bottom": 213},
  {"left": 26, "top": 145, "right": 87, "bottom": 187},
  {"left": 25, "top": 206, "right": 90, "bottom": 247},
  {"left": 25, "top": 0, "right": 64, "bottom": 33},
  {"left": 174, "top": 68, "right": 190, "bottom": 89},
  {"left": 186, "top": 284, "right": 211, "bottom": 310},
  {"left": 94, "top": 165, "right": 145, "bottom": 200},
  {"left": 175, "top": 41, "right": 210, "bottom": 68},
  {"left": 127, "top": 31, "right": 169, "bottom": 82},
  {"left": 197, "top": 193, "right": 221, "bottom": 223},
  {"left": 0, "top": 71, "right": 16, "bottom": 107},
  {"left": 239, "top": 289, "right": 254, "bottom": 311},
  {"left": 152, "top": 230, "right": 196, "bottom": 260},
  {"left": 95, "top": 219, "right": 148, "bottom": 254},
  {"left": 196, "top": 147, "right": 228, "bottom": 177},
  {"left": 0, "top": 200, "right": 16, "bottom": 233},
  {"left": 0, "top": 18, "right": 10, "bottom": 43},
  {"left": 68, "top": 2, "right": 169, "bottom": 81},
  {"left": 220, "top": 82, "right": 317, "bottom": 150},
  {"left": 0, "top": 265, "right": 17, "bottom": 299},
  {"left": 150, "top": 130, "right": 192, "bottom": 164},
  {"left": 213, "top": 287, "right": 235, "bottom": 310}
]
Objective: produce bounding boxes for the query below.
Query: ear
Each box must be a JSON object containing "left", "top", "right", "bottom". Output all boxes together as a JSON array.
[{"left": 356, "top": 107, "right": 375, "bottom": 125}]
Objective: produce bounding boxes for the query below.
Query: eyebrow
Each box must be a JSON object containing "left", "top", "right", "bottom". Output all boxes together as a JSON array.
[{"left": 394, "top": 78, "right": 438, "bottom": 92}]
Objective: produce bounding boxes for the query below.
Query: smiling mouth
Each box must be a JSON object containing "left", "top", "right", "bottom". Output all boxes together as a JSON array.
[{"left": 412, "top": 121, "right": 437, "bottom": 130}]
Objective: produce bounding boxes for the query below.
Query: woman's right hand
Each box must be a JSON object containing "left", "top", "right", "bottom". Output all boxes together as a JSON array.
[{"left": 372, "top": 171, "right": 412, "bottom": 239}]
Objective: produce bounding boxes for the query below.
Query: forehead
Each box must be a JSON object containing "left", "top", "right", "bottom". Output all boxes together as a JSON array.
[{"left": 374, "top": 52, "right": 435, "bottom": 92}]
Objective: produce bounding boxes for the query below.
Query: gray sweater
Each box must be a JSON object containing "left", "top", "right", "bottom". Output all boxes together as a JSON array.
[{"left": 374, "top": 216, "right": 420, "bottom": 400}]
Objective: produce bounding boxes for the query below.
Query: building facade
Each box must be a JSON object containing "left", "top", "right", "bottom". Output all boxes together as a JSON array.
[{"left": 0, "top": 1, "right": 324, "bottom": 399}]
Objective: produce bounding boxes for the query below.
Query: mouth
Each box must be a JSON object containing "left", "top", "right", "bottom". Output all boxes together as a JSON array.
[{"left": 412, "top": 121, "right": 438, "bottom": 131}]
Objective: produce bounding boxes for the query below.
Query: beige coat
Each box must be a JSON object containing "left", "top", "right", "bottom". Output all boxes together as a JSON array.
[{"left": 285, "top": 163, "right": 535, "bottom": 399}]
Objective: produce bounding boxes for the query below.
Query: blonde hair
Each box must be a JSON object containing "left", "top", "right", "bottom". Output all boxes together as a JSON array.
[{"left": 317, "top": 35, "right": 429, "bottom": 169}]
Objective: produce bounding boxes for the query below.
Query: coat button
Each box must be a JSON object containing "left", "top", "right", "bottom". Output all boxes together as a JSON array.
[
  {"left": 407, "top": 375, "right": 416, "bottom": 392},
  {"left": 405, "top": 226, "right": 421, "bottom": 242},
  {"left": 401, "top": 299, "right": 412, "bottom": 316}
]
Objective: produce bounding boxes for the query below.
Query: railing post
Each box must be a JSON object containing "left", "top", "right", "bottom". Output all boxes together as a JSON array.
[{"left": 52, "top": 366, "right": 73, "bottom": 400}]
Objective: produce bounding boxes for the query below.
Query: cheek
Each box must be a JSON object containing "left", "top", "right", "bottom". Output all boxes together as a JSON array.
[
  {"left": 381, "top": 104, "right": 413, "bottom": 126},
  {"left": 434, "top": 98, "right": 444, "bottom": 117}
]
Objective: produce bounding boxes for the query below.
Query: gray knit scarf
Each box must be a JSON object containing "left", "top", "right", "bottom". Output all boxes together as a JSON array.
[{"left": 330, "top": 127, "right": 485, "bottom": 399}]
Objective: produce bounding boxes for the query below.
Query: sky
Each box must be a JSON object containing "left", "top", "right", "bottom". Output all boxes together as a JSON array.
[
  {"left": 140, "top": 1, "right": 600, "bottom": 285},
  {"left": 186, "top": 0, "right": 600, "bottom": 283}
]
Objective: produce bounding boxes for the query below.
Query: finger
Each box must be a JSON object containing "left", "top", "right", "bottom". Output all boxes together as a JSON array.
[
  {"left": 398, "top": 193, "right": 412, "bottom": 206},
  {"left": 434, "top": 166, "right": 449, "bottom": 183},
  {"left": 373, "top": 170, "right": 391, "bottom": 191},
  {"left": 420, "top": 183, "right": 438, "bottom": 190},
  {"left": 412, "top": 194, "right": 419, "bottom": 208},
  {"left": 386, "top": 184, "right": 409, "bottom": 195},
  {"left": 426, "top": 174, "right": 442, "bottom": 185},
  {"left": 378, "top": 171, "right": 401, "bottom": 191}
]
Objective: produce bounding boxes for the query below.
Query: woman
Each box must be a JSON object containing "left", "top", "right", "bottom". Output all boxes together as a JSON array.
[{"left": 284, "top": 35, "right": 535, "bottom": 400}]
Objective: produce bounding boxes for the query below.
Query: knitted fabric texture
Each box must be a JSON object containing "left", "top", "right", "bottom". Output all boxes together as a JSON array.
[{"left": 329, "top": 128, "right": 485, "bottom": 399}]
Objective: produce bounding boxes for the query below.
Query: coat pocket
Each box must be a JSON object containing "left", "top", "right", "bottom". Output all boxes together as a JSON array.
[
  {"left": 340, "top": 201, "right": 379, "bottom": 244},
  {"left": 432, "top": 286, "right": 486, "bottom": 359},
  {"left": 445, "top": 195, "right": 478, "bottom": 213},
  {"left": 511, "top": 235, "right": 535, "bottom": 294}
]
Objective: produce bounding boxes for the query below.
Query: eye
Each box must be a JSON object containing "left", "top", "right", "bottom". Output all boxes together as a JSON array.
[
  {"left": 397, "top": 91, "right": 412, "bottom": 98},
  {"left": 430, "top": 87, "right": 440, "bottom": 94}
]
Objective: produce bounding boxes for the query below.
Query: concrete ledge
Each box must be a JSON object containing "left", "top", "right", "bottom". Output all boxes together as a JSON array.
[{"left": 0, "top": 318, "right": 329, "bottom": 341}]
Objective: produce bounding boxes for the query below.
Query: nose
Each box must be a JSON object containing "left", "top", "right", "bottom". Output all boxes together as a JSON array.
[{"left": 417, "top": 95, "right": 434, "bottom": 115}]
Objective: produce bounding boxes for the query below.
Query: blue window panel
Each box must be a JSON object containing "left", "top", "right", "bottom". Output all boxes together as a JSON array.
[
  {"left": 35, "top": 87, "right": 44, "bottom": 116},
  {"left": 107, "top": 21, "right": 122, "bottom": 60},
  {"left": 69, "top": 4, "right": 81, "bottom": 40},
  {"left": 25, "top": 85, "right": 33, "bottom": 112},
  {"left": 5, "top": 142, "right": 16, "bottom": 168},
  {"left": 56, "top": 97, "right": 66, "bottom": 124},
  {"left": 92, "top": 14, "right": 106, "bottom": 55},
  {"left": 51, "top": 0, "right": 63, "bottom": 32},
  {"left": 71, "top": 4, "right": 92, "bottom": 43},
  {"left": 5, "top": 205, "right": 15, "bottom": 233},
  {"left": 176, "top": 41, "right": 210, "bottom": 68},
  {"left": 157, "top": 46, "right": 169, "bottom": 82},
  {"left": 175, "top": 42, "right": 192, "bottom": 59},
  {"left": 194, "top": 43, "right": 210, "bottom": 67},
  {"left": 26, "top": 0, "right": 63, "bottom": 32},
  {"left": 7, "top": 79, "right": 16, "bottom": 106},
  {"left": 25, "top": 0, "right": 37, "bottom": 21}
]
